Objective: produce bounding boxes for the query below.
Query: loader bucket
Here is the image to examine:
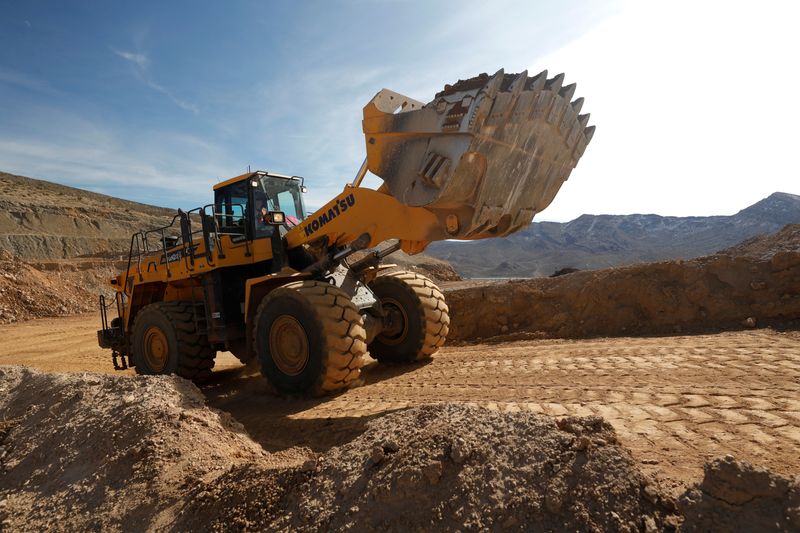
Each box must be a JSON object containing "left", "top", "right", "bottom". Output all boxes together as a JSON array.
[{"left": 362, "top": 69, "right": 595, "bottom": 239}]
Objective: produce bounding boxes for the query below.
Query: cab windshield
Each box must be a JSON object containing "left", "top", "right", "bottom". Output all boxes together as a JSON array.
[{"left": 254, "top": 175, "right": 306, "bottom": 225}]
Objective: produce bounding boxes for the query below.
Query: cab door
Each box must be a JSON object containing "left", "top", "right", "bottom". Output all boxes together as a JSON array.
[{"left": 213, "top": 178, "right": 255, "bottom": 264}]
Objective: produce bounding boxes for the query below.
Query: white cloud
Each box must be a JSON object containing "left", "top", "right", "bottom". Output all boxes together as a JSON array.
[
  {"left": 111, "top": 48, "right": 149, "bottom": 69},
  {"left": 111, "top": 47, "right": 197, "bottom": 114},
  {"left": 0, "top": 103, "right": 236, "bottom": 207},
  {"left": 142, "top": 78, "right": 198, "bottom": 114}
]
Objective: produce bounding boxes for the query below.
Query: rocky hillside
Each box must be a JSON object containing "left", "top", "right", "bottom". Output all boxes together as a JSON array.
[
  {"left": 721, "top": 223, "right": 800, "bottom": 260},
  {"left": 427, "top": 192, "right": 800, "bottom": 278},
  {"left": 0, "top": 171, "right": 174, "bottom": 260}
]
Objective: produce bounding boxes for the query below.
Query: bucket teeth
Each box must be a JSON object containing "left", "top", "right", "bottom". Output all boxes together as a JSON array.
[
  {"left": 526, "top": 70, "right": 547, "bottom": 91},
  {"left": 578, "top": 113, "right": 591, "bottom": 128},
  {"left": 571, "top": 98, "right": 584, "bottom": 114},
  {"left": 509, "top": 70, "right": 528, "bottom": 94},
  {"left": 559, "top": 83, "right": 577, "bottom": 101},
  {"left": 583, "top": 125, "right": 596, "bottom": 142},
  {"left": 545, "top": 73, "right": 565, "bottom": 92},
  {"left": 485, "top": 69, "right": 505, "bottom": 98}
]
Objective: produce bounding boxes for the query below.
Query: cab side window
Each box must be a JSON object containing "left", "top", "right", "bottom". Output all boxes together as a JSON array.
[{"left": 214, "top": 181, "right": 250, "bottom": 233}]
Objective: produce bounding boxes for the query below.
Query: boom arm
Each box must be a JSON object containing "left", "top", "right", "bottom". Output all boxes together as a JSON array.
[{"left": 285, "top": 186, "right": 444, "bottom": 255}]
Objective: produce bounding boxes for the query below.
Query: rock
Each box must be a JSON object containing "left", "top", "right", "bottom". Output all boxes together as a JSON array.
[
  {"left": 574, "top": 436, "right": 591, "bottom": 451},
  {"left": 369, "top": 445, "right": 385, "bottom": 465},
  {"left": 381, "top": 440, "right": 399, "bottom": 454},
  {"left": 742, "top": 316, "right": 757, "bottom": 328},
  {"left": 450, "top": 437, "right": 470, "bottom": 463},
  {"left": 545, "top": 488, "right": 563, "bottom": 514},
  {"left": 643, "top": 484, "right": 659, "bottom": 504}
]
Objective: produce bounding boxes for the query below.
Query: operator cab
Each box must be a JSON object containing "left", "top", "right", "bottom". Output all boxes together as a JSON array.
[{"left": 213, "top": 171, "right": 307, "bottom": 239}]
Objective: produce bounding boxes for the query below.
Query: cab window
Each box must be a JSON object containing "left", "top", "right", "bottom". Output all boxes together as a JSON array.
[
  {"left": 214, "top": 180, "right": 249, "bottom": 233},
  {"left": 276, "top": 190, "right": 301, "bottom": 220}
]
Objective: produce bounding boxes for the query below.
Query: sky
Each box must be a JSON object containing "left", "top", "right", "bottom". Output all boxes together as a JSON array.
[{"left": 0, "top": 0, "right": 798, "bottom": 222}]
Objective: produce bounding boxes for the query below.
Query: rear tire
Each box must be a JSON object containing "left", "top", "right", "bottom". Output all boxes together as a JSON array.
[
  {"left": 253, "top": 281, "right": 366, "bottom": 396},
  {"left": 131, "top": 301, "right": 216, "bottom": 381},
  {"left": 368, "top": 271, "right": 449, "bottom": 363}
]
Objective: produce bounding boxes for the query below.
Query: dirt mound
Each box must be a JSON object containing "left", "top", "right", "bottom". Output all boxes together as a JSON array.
[
  {"left": 446, "top": 251, "right": 800, "bottom": 342},
  {"left": 391, "top": 250, "right": 462, "bottom": 281},
  {"left": 354, "top": 243, "right": 461, "bottom": 282},
  {"left": 1, "top": 367, "right": 678, "bottom": 532},
  {"left": 6, "top": 367, "right": 800, "bottom": 531},
  {"left": 0, "top": 366, "right": 302, "bottom": 532},
  {"left": 179, "top": 404, "right": 676, "bottom": 532},
  {"left": 721, "top": 223, "right": 800, "bottom": 260},
  {"left": 0, "top": 250, "right": 120, "bottom": 324},
  {"left": 678, "top": 455, "right": 800, "bottom": 531}
]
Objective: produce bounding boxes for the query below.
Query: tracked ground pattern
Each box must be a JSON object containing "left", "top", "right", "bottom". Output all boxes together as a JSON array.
[
  {"left": 204, "top": 329, "right": 800, "bottom": 491},
  {"left": 1, "top": 316, "right": 798, "bottom": 491}
]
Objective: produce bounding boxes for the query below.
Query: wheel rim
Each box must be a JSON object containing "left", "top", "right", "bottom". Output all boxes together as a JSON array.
[
  {"left": 143, "top": 326, "right": 169, "bottom": 372},
  {"left": 378, "top": 297, "right": 409, "bottom": 346},
  {"left": 269, "top": 315, "right": 310, "bottom": 376}
]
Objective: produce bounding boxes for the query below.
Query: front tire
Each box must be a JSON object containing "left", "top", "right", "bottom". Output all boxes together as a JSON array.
[
  {"left": 131, "top": 301, "right": 216, "bottom": 380},
  {"left": 368, "top": 271, "right": 450, "bottom": 363},
  {"left": 253, "top": 281, "right": 367, "bottom": 396}
]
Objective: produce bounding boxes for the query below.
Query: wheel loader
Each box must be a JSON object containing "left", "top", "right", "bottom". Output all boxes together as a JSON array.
[{"left": 97, "top": 69, "right": 594, "bottom": 395}]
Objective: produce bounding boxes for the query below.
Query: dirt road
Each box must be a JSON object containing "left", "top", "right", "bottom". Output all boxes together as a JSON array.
[{"left": 2, "top": 314, "right": 798, "bottom": 492}]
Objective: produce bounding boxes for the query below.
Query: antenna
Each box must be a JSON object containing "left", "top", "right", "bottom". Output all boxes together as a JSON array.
[{"left": 247, "top": 165, "right": 251, "bottom": 172}]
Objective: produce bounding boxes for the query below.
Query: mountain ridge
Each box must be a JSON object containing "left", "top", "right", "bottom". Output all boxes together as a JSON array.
[{"left": 427, "top": 192, "right": 800, "bottom": 278}]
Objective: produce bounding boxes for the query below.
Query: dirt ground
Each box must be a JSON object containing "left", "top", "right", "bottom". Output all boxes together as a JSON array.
[{"left": 2, "top": 314, "right": 798, "bottom": 496}]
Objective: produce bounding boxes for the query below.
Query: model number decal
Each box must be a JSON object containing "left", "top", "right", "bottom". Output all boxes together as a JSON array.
[
  {"left": 303, "top": 194, "right": 356, "bottom": 237},
  {"left": 159, "top": 244, "right": 199, "bottom": 264}
]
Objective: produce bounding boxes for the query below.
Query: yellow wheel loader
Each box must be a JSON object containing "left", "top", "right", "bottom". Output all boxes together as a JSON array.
[{"left": 97, "top": 69, "right": 594, "bottom": 395}]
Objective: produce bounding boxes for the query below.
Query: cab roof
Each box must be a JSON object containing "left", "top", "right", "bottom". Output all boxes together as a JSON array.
[{"left": 212, "top": 170, "right": 298, "bottom": 191}]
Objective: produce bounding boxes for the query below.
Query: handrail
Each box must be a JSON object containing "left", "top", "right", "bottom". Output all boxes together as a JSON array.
[{"left": 122, "top": 202, "right": 251, "bottom": 285}]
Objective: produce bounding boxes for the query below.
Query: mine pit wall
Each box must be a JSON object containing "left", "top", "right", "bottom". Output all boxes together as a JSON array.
[
  {"left": 446, "top": 252, "right": 800, "bottom": 342},
  {"left": 0, "top": 235, "right": 130, "bottom": 262}
]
